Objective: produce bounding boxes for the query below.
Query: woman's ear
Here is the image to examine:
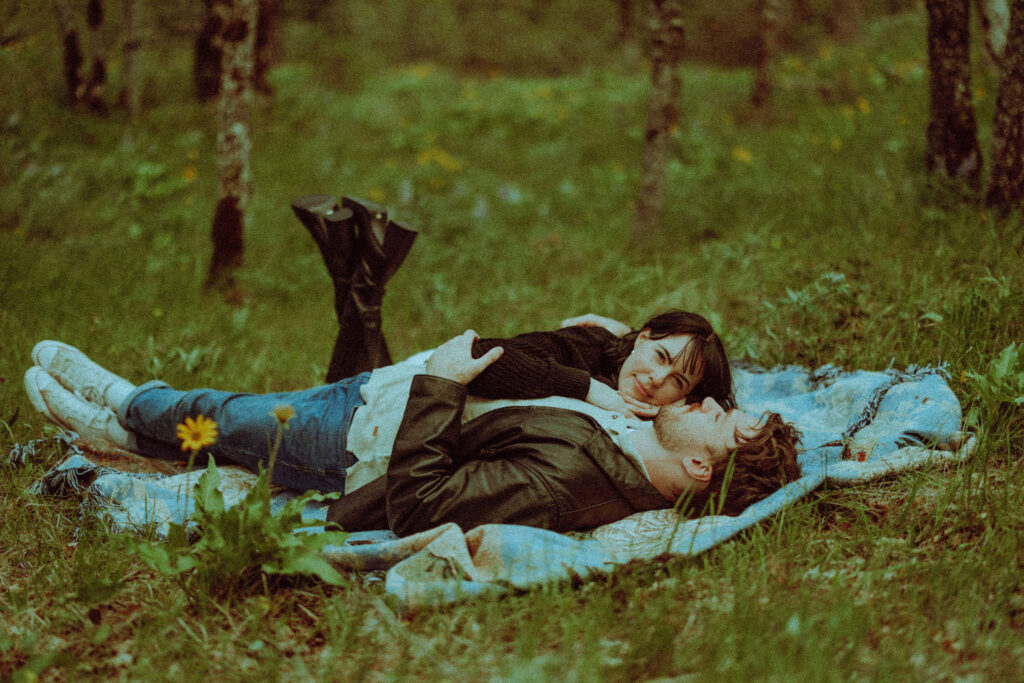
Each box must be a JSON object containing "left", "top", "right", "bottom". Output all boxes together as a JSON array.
[
  {"left": 682, "top": 454, "right": 712, "bottom": 483},
  {"left": 636, "top": 329, "right": 651, "bottom": 344}
]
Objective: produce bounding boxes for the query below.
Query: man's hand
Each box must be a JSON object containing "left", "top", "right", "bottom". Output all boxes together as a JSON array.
[
  {"left": 425, "top": 330, "right": 504, "bottom": 385},
  {"left": 560, "top": 313, "right": 631, "bottom": 337},
  {"left": 585, "top": 379, "right": 659, "bottom": 419}
]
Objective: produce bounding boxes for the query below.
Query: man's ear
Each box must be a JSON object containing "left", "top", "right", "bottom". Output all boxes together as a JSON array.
[{"left": 683, "top": 454, "right": 713, "bottom": 483}]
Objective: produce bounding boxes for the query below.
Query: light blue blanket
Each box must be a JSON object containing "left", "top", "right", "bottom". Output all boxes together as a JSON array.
[{"left": 17, "top": 363, "right": 971, "bottom": 609}]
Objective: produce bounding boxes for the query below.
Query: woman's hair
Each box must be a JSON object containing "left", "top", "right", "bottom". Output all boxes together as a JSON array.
[
  {"left": 607, "top": 310, "right": 736, "bottom": 408},
  {"left": 683, "top": 412, "right": 802, "bottom": 516}
]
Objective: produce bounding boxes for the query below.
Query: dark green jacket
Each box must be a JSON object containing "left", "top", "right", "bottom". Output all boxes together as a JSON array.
[{"left": 327, "top": 375, "right": 668, "bottom": 536}]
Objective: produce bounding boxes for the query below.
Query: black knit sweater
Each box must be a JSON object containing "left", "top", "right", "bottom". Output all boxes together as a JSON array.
[{"left": 468, "top": 326, "right": 626, "bottom": 401}]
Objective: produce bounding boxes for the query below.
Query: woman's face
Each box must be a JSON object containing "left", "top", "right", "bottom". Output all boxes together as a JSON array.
[{"left": 617, "top": 331, "right": 703, "bottom": 406}]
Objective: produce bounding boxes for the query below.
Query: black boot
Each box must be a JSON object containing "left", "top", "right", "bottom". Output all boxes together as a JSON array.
[
  {"left": 341, "top": 196, "right": 419, "bottom": 373},
  {"left": 290, "top": 194, "right": 358, "bottom": 285}
]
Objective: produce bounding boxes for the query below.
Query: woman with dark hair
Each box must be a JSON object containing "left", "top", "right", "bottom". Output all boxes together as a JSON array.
[{"left": 467, "top": 309, "right": 735, "bottom": 418}]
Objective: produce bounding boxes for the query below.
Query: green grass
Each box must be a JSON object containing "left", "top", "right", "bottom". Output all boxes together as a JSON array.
[{"left": 2, "top": 8, "right": 1024, "bottom": 680}]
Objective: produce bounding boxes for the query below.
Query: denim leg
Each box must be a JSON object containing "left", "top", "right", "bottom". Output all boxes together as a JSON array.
[{"left": 117, "top": 373, "right": 371, "bottom": 492}]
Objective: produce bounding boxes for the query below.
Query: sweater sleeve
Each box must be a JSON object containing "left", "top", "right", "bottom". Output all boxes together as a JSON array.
[{"left": 466, "top": 326, "right": 618, "bottom": 401}]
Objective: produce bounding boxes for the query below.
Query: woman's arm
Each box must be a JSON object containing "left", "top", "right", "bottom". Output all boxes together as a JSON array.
[
  {"left": 559, "top": 313, "right": 632, "bottom": 337},
  {"left": 467, "top": 326, "right": 618, "bottom": 401}
]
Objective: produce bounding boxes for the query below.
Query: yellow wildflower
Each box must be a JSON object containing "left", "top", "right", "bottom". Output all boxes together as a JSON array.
[
  {"left": 183, "top": 166, "right": 197, "bottom": 182},
  {"left": 368, "top": 187, "right": 386, "bottom": 203},
  {"left": 177, "top": 415, "right": 218, "bottom": 452},
  {"left": 856, "top": 97, "right": 870, "bottom": 114},
  {"left": 830, "top": 136, "right": 842, "bottom": 152},
  {"left": 974, "top": 87, "right": 985, "bottom": 101},
  {"left": 417, "top": 147, "right": 463, "bottom": 171},
  {"left": 187, "top": 148, "right": 199, "bottom": 160},
  {"left": 731, "top": 146, "right": 753, "bottom": 163},
  {"left": 272, "top": 404, "right": 295, "bottom": 425}
]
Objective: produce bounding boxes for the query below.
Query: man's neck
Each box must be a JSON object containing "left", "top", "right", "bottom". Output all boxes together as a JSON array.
[{"left": 629, "top": 429, "right": 685, "bottom": 502}]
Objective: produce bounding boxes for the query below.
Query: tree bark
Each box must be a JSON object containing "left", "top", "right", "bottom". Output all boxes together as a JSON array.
[
  {"left": 632, "top": 0, "right": 684, "bottom": 243},
  {"left": 828, "top": 0, "right": 862, "bottom": 42},
  {"left": 924, "top": 0, "right": 982, "bottom": 187},
  {"left": 82, "top": 0, "right": 109, "bottom": 114},
  {"left": 986, "top": 0, "right": 1024, "bottom": 210},
  {"left": 254, "top": 0, "right": 279, "bottom": 95},
  {"left": 974, "top": 0, "right": 1010, "bottom": 67},
  {"left": 616, "top": 0, "right": 635, "bottom": 42},
  {"left": 204, "top": 0, "right": 257, "bottom": 296},
  {"left": 751, "top": 0, "right": 781, "bottom": 109},
  {"left": 121, "top": 0, "right": 141, "bottom": 119},
  {"left": 53, "top": 0, "right": 85, "bottom": 107},
  {"left": 194, "top": 0, "right": 222, "bottom": 102}
]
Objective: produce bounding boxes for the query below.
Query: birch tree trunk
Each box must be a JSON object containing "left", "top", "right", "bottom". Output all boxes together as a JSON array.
[
  {"left": 632, "top": 0, "right": 684, "bottom": 243},
  {"left": 121, "top": 0, "right": 141, "bottom": 119},
  {"left": 751, "top": 0, "right": 781, "bottom": 109},
  {"left": 204, "top": 0, "right": 257, "bottom": 296},
  {"left": 986, "top": 0, "right": 1024, "bottom": 210},
  {"left": 924, "top": 0, "right": 982, "bottom": 187}
]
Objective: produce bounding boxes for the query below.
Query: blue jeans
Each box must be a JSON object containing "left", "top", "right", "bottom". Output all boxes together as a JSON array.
[{"left": 116, "top": 373, "right": 371, "bottom": 492}]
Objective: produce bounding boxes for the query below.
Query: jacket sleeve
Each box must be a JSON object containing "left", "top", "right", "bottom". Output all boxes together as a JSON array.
[
  {"left": 467, "top": 327, "right": 617, "bottom": 401},
  {"left": 384, "top": 375, "right": 555, "bottom": 536}
]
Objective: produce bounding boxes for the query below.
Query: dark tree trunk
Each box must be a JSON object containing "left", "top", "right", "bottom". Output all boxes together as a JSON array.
[
  {"left": 751, "top": 0, "right": 781, "bottom": 109},
  {"left": 194, "top": 0, "right": 222, "bottom": 102},
  {"left": 632, "top": 0, "right": 684, "bottom": 243},
  {"left": 616, "top": 0, "right": 634, "bottom": 42},
  {"left": 204, "top": 0, "right": 257, "bottom": 297},
  {"left": 986, "top": 0, "right": 1024, "bottom": 210},
  {"left": 925, "top": 0, "right": 982, "bottom": 187},
  {"left": 54, "top": 0, "right": 85, "bottom": 106},
  {"left": 827, "top": 0, "right": 862, "bottom": 42},
  {"left": 82, "top": 0, "right": 108, "bottom": 114},
  {"left": 254, "top": 0, "right": 279, "bottom": 95},
  {"left": 121, "top": 0, "right": 141, "bottom": 118}
]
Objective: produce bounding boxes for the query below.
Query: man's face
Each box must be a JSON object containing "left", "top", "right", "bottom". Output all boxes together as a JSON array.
[{"left": 653, "top": 397, "right": 760, "bottom": 462}]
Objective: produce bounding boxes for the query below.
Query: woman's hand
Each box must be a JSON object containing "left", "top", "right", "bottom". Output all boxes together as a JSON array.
[
  {"left": 585, "top": 379, "right": 659, "bottom": 419},
  {"left": 560, "top": 314, "right": 631, "bottom": 337}
]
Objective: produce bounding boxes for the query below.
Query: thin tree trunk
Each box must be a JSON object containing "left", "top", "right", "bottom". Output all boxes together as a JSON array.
[
  {"left": 83, "top": 0, "right": 108, "bottom": 114},
  {"left": 924, "top": 0, "right": 982, "bottom": 187},
  {"left": 195, "top": 0, "right": 221, "bottom": 101},
  {"left": 828, "top": 0, "right": 862, "bottom": 42},
  {"left": 986, "top": 0, "right": 1024, "bottom": 210},
  {"left": 254, "top": 0, "right": 278, "bottom": 94},
  {"left": 616, "top": 0, "right": 634, "bottom": 42},
  {"left": 204, "top": 0, "right": 257, "bottom": 297},
  {"left": 632, "top": 0, "right": 684, "bottom": 243},
  {"left": 751, "top": 0, "right": 781, "bottom": 109},
  {"left": 121, "top": 0, "right": 141, "bottom": 119},
  {"left": 53, "top": 0, "right": 85, "bottom": 107}
]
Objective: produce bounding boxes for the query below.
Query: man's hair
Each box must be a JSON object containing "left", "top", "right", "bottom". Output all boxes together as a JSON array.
[{"left": 683, "top": 412, "right": 802, "bottom": 516}]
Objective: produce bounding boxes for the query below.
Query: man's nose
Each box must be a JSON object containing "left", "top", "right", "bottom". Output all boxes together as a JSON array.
[{"left": 701, "top": 396, "right": 723, "bottom": 414}]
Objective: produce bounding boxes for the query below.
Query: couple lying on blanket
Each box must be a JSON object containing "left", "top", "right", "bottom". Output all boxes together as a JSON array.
[{"left": 24, "top": 309, "right": 801, "bottom": 537}]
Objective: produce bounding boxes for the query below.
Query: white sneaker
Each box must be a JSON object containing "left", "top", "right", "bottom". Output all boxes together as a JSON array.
[
  {"left": 24, "top": 367, "right": 135, "bottom": 449},
  {"left": 32, "top": 340, "right": 136, "bottom": 410}
]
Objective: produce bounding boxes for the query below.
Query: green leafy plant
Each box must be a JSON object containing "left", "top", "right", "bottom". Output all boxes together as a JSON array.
[
  {"left": 130, "top": 409, "right": 348, "bottom": 603},
  {"left": 967, "top": 343, "right": 1024, "bottom": 414}
]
